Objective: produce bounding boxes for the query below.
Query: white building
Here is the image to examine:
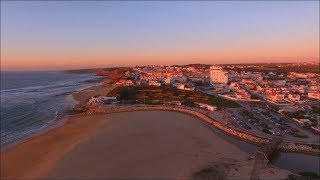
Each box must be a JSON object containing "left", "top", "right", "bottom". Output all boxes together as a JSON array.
[
  {"left": 148, "top": 80, "right": 161, "bottom": 86},
  {"left": 288, "top": 94, "right": 300, "bottom": 102},
  {"left": 308, "top": 92, "right": 320, "bottom": 100},
  {"left": 266, "top": 94, "right": 285, "bottom": 102},
  {"left": 235, "top": 91, "right": 251, "bottom": 100},
  {"left": 173, "top": 83, "right": 185, "bottom": 90},
  {"left": 209, "top": 66, "right": 228, "bottom": 84},
  {"left": 164, "top": 77, "right": 171, "bottom": 84},
  {"left": 195, "top": 102, "right": 217, "bottom": 111}
]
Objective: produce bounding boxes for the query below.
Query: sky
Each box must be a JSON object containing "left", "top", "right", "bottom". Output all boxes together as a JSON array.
[{"left": 1, "top": 1, "right": 319, "bottom": 71}]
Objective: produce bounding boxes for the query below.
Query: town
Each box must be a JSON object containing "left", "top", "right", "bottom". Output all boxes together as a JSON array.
[{"left": 84, "top": 62, "right": 320, "bottom": 145}]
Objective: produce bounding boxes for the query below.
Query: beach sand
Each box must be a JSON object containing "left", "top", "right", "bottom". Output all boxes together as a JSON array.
[
  {"left": 1, "top": 111, "right": 292, "bottom": 179},
  {"left": 0, "top": 78, "right": 293, "bottom": 179},
  {"left": 73, "top": 78, "right": 113, "bottom": 103}
]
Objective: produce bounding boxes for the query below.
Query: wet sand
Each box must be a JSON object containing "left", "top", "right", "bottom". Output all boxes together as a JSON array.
[{"left": 1, "top": 111, "right": 292, "bottom": 179}]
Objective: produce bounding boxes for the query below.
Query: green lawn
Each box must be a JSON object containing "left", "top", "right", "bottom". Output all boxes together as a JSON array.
[{"left": 107, "top": 85, "right": 240, "bottom": 109}]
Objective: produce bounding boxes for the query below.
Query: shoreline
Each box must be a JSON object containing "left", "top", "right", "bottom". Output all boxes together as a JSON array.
[
  {"left": 0, "top": 75, "right": 106, "bottom": 152},
  {"left": 0, "top": 111, "right": 293, "bottom": 179},
  {"left": 0, "top": 76, "right": 114, "bottom": 179},
  {"left": 0, "top": 115, "right": 71, "bottom": 152},
  {"left": 1, "top": 76, "right": 318, "bottom": 179}
]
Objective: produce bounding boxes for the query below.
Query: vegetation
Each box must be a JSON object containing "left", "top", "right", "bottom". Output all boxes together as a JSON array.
[
  {"left": 242, "top": 109, "right": 254, "bottom": 118},
  {"left": 192, "top": 164, "right": 226, "bottom": 180},
  {"left": 107, "top": 85, "right": 240, "bottom": 109},
  {"left": 286, "top": 172, "right": 320, "bottom": 180},
  {"left": 293, "top": 134, "right": 309, "bottom": 138},
  {"left": 231, "top": 64, "right": 320, "bottom": 74},
  {"left": 299, "top": 172, "right": 320, "bottom": 179},
  {"left": 268, "top": 150, "right": 280, "bottom": 163},
  {"left": 311, "top": 144, "right": 320, "bottom": 150},
  {"left": 263, "top": 128, "right": 273, "bottom": 135},
  {"left": 283, "top": 110, "right": 305, "bottom": 119}
]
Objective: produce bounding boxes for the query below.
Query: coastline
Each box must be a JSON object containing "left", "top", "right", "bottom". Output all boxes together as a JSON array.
[
  {"left": 0, "top": 77, "right": 312, "bottom": 179},
  {"left": 0, "top": 110, "right": 293, "bottom": 179},
  {"left": 0, "top": 74, "right": 106, "bottom": 153},
  {"left": 0, "top": 77, "right": 112, "bottom": 179}
]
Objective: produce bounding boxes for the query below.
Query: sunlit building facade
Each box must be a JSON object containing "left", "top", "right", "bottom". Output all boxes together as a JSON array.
[{"left": 210, "top": 66, "right": 228, "bottom": 84}]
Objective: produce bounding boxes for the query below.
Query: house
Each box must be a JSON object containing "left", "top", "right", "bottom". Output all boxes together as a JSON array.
[
  {"left": 173, "top": 83, "right": 185, "bottom": 90},
  {"left": 309, "top": 85, "right": 319, "bottom": 91},
  {"left": 266, "top": 94, "right": 285, "bottom": 102},
  {"left": 241, "top": 78, "right": 253, "bottom": 84},
  {"left": 172, "top": 83, "right": 194, "bottom": 91},
  {"left": 148, "top": 80, "right": 161, "bottom": 86},
  {"left": 184, "top": 86, "right": 195, "bottom": 91},
  {"left": 115, "top": 79, "right": 133, "bottom": 86},
  {"left": 164, "top": 77, "right": 171, "bottom": 84},
  {"left": 195, "top": 102, "right": 217, "bottom": 111},
  {"left": 256, "top": 85, "right": 263, "bottom": 91},
  {"left": 308, "top": 92, "right": 320, "bottom": 100},
  {"left": 165, "top": 101, "right": 182, "bottom": 106},
  {"left": 230, "top": 82, "right": 240, "bottom": 91},
  {"left": 235, "top": 91, "right": 251, "bottom": 100},
  {"left": 245, "top": 83, "right": 256, "bottom": 90},
  {"left": 288, "top": 94, "right": 300, "bottom": 102}
]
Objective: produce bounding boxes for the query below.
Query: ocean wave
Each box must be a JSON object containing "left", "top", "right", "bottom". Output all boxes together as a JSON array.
[
  {"left": 0, "top": 72, "right": 100, "bottom": 146},
  {"left": 1, "top": 110, "right": 64, "bottom": 146}
]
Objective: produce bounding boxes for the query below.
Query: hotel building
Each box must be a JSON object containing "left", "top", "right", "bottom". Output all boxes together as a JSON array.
[{"left": 209, "top": 65, "right": 228, "bottom": 84}]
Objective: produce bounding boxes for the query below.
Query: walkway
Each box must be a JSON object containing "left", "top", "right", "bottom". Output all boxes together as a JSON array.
[{"left": 250, "top": 137, "right": 283, "bottom": 180}]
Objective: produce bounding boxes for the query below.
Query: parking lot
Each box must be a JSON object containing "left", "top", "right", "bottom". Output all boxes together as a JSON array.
[{"left": 225, "top": 103, "right": 320, "bottom": 144}]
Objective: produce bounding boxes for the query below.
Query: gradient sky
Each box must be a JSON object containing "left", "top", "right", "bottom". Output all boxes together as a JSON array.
[{"left": 1, "top": 1, "right": 319, "bottom": 70}]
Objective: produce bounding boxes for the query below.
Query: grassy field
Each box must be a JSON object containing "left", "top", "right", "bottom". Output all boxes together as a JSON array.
[{"left": 107, "top": 85, "right": 240, "bottom": 109}]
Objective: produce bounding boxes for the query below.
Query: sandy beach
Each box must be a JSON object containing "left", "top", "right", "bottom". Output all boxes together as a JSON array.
[
  {"left": 0, "top": 78, "right": 293, "bottom": 179},
  {"left": 1, "top": 110, "right": 292, "bottom": 179}
]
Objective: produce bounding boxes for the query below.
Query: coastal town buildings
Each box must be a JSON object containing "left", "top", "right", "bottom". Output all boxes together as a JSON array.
[
  {"left": 288, "top": 94, "right": 301, "bottom": 102},
  {"left": 110, "top": 63, "right": 319, "bottom": 135},
  {"left": 308, "top": 92, "right": 320, "bottom": 100},
  {"left": 209, "top": 65, "right": 228, "bottom": 84}
]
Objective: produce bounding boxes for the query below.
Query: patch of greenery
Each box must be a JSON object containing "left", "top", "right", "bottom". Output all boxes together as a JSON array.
[
  {"left": 233, "top": 64, "right": 320, "bottom": 74},
  {"left": 107, "top": 85, "right": 240, "bottom": 109},
  {"left": 299, "top": 172, "right": 320, "bottom": 179},
  {"left": 268, "top": 150, "right": 280, "bottom": 163},
  {"left": 263, "top": 129, "right": 273, "bottom": 135},
  {"left": 192, "top": 165, "right": 225, "bottom": 180},
  {"left": 287, "top": 172, "right": 320, "bottom": 180},
  {"left": 293, "top": 134, "right": 309, "bottom": 138},
  {"left": 311, "top": 144, "right": 320, "bottom": 149}
]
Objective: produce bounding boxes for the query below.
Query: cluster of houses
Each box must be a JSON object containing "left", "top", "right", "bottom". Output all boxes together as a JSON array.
[
  {"left": 111, "top": 64, "right": 319, "bottom": 128},
  {"left": 114, "top": 65, "right": 202, "bottom": 91},
  {"left": 113, "top": 65, "right": 319, "bottom": 104},
  {"left": 226, "top": 71, "right": 320, "bottom": 103}
]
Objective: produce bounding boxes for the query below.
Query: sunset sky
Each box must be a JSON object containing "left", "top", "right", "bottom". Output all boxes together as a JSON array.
[{"left": 1, "top": 1, "right": 319, "bottom": 70}]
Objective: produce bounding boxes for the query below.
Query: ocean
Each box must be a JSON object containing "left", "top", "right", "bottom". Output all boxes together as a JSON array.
[{"left": 0, "top": 71, "right": 100, "bottom": 146}]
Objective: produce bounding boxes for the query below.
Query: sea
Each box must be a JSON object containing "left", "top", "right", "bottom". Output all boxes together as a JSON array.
[{"left": 0, "top": 71, "right": 100, "bottom": 147}]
